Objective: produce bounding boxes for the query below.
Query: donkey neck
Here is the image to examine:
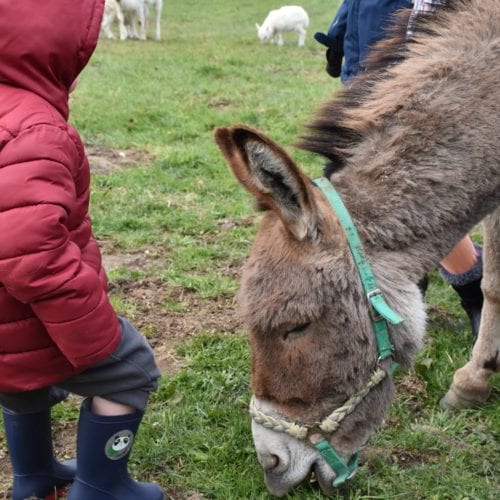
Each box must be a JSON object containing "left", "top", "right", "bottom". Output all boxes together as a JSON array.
[
  {"left": 328, "top": 146, "right": 499, "bottom": 281},
  {"left": 307, "top": 0, "right": 500, "bottom": 279}
]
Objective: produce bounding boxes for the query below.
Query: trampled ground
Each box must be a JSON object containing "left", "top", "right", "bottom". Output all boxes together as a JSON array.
[{"left": 1, "top": 0, "right": 498, "bottom": 496}]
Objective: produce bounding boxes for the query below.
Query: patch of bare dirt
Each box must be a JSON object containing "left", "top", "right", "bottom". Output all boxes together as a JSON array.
[
  {"left": 0, "top": 436, "right": 10, "bottom": 497},
  {"left": 108, "top": 275, "right": 242, "bottom": 375},
  {"left": 362, "top": 445, "right": 441, "bottom": 471},
  {"left": 100, "top": 245, "right": 167, "bottom": 272},
  {"left": 86, "top": 144, "right": 156, "bottom": 175},
  {"left": 388, "top": 373, "right": 428, "bottom": 423},
  {"left": 97, "top": 241, "right": 243, "bottom": 376}
]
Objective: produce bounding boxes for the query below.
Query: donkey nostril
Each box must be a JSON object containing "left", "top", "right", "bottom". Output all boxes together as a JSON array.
[{"left": 261, "top": 453, "right": 279, "bottom": 471}]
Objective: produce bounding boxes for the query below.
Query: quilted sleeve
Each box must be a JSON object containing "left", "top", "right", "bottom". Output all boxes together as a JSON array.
[{"left": 0, "top": 124, "right": 120, "bottom": 369}]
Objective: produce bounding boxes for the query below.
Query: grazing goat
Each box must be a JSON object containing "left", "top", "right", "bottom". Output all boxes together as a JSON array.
[
  {"left": 109, "top": 0, "right": 163, "bottom": 41},
  {"left": 101, "top": 0, "right": 127, "bottom": 40},
  {"left": 256, "top": 5, "right": 309, "bottom": 47}
]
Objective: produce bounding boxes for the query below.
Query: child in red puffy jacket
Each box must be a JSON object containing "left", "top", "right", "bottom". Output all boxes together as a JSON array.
[{"left": 0, "top": 1, "right": 163, "bottom": 498}]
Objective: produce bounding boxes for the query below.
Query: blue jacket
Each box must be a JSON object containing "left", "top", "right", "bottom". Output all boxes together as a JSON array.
[{"left": 315, "top": 0, "right": 412, "bottom": 82}]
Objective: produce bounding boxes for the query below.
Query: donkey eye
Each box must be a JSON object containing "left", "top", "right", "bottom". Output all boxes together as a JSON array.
[{"left": 283, "top": 322, "right": 311, "bottom": 339}]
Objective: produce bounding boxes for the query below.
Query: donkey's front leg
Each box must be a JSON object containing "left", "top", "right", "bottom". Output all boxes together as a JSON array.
[{"left": 441, "top": 209, "right": 500, "bottom": 409}]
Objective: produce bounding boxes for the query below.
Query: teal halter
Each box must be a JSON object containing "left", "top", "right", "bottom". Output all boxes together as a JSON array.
[
  {"left": 313, "top": 178, "right": 404, "bottom": 358},
  {"left": 311, "top": 177, "right": 404, "bottom": 486}
]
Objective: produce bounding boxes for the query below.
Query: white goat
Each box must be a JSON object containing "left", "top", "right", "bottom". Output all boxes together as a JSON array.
[
  {"left": 256, "top": 5, "right": 309, "bottom": 47},
  {"left": 143, "top": 0, "right": 163, "bottom": 41},
  {"left": 101, "top": 0, "right": 127, "bottom": 41},
  {"left": 113, "top": 0, "right": 163, "bottom": 41}
]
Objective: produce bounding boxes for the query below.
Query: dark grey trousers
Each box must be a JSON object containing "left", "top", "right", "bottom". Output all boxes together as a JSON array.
[{"left": 0, "top": 317, "right": 161, "bottom": 414}]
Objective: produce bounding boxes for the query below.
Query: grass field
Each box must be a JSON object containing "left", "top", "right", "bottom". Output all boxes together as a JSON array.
[{"left": 0, "top": 1, "right": 498, "bottom": 498}]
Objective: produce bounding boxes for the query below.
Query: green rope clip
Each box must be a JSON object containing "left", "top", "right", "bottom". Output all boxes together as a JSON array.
[{"left": 315, "top": 439, "right": 360, "bottom": 487}]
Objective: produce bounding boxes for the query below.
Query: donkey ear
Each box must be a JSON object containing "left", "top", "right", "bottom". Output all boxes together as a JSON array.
[{"left": 214, "top": 125, "right": 318, "bottom": 240}]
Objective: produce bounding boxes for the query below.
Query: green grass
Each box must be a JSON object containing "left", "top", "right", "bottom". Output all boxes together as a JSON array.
[
  {"left": 133, "top": 323, "right": 499, "bottom": 499},
  {"left": 76, "top": 0, "right": 342, "bottom": 300},
  {"left": 1, "top": 1, "right": 498, "bottom": 498}
]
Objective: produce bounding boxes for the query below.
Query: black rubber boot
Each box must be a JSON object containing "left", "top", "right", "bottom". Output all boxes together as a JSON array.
[
  {"left": 452, "top": 277, "right": 483, "bottom": 345},
  {"left": 418, "top": 274, "right": 429, "bottom": 297},
  {"left": 2, "top": 408, "right": 76, "bottom": 500},
  {"left": 440, "top": 243, "right": 483, "bottom": 345},
  {"left": 68, "top": 400, "right": 164, "bottom": 500}
]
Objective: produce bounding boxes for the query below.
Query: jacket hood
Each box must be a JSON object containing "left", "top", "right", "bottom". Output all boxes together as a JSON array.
[{"left": 0, "top": 0, "right": 104, "bottom": 119}]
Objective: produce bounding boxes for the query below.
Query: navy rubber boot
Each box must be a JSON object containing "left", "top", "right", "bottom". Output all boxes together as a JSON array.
[
  {"left": 2, "top": 408, "right": 76, "bottom": 500},
  {"left": 452, "top": 277, "right": 483, "bottom": 345},
  {"left": 68, "top": 401, "right": 164, "bottom": 500}
]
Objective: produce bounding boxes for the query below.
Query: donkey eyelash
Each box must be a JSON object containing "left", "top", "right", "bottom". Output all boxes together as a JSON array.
[{"left": 283, "top": 322, "right": 311, "bottom": 339}]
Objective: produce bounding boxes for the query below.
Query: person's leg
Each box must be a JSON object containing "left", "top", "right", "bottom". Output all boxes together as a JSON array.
[
  {"left": 440, "top": 235, "right": 480, "bottom": 275},
  {"left": 68, "top": 400, "right": 163, "bottom": 500},
  {"left": 61, "top": 317, "right": 164, "bottom": 500},
  {"left": 91, "top": 397, "right": 135, "bottom": 416},
  {"left": 0, "top": 387, "right": 76, "bottom": 500},
  {"left": 439, "top": 235, "right": 483, "bottom": 343}
]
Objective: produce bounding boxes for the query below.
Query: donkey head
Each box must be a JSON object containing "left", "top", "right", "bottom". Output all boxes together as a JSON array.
[{"left": 215, "top": 125, "right": 425, "bottom": 496}]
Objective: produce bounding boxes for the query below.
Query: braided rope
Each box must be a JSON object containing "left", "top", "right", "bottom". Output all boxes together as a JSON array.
[
  {"left": 318, "top": 367, "right": 386, "bottom": 433},
  {"left": 248, "top": 367, "right": 387, "bottom": 440},
  {"left": 249, "top": 397, "right": 309, "bottom": 439}
]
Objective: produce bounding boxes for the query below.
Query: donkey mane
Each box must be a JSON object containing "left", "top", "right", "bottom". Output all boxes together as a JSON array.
[{"left": 298, "top": 1, "right": 461, "bottom": 178}]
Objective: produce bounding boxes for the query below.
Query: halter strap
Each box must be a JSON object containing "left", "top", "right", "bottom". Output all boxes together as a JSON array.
[{"left": 313, "top": 177, "right": 404, "bottom": 360}]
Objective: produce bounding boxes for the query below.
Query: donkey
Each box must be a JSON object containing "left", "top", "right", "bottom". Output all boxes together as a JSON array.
[{"left": 215, "top": 0, "right": 499, "bottom": 496}]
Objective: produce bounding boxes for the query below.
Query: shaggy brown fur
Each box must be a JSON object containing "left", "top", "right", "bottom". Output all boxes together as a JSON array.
[{"left": 215, "top": 0, "right": 499, "bottom": 494}]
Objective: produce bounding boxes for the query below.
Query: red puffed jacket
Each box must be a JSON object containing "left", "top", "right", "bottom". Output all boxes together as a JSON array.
[{"left": 0, "top": 0, "right": 120, "bottom": 392}]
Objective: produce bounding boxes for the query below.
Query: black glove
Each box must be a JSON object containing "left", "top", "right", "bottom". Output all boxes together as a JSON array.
[
  {"left": 314, "top": 31, "right": 343, "bottom": 79},
  {"left": 326, "top": 48, "right": 343, "bottom": 78}
]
